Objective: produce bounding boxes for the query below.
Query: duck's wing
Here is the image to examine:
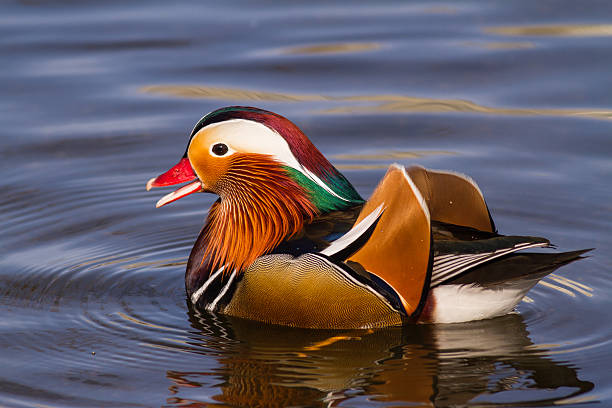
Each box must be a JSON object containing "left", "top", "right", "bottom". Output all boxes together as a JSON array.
[
  {"left": 431, "top": 235, "right": 551, "bottom": 288},
  {"left": 338, "top": 164, "right": 433, "bottom": 317},
  {"left": 447, "top": 248, "right": 592, "bottom": 287},
  {"left": 407, "top": 165, "right": 496, "bottom": 232}
]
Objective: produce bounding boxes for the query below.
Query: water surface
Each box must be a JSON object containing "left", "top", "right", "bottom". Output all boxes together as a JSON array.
[{"left": 1, "top": 1, "right": 611, "bottom": 406}]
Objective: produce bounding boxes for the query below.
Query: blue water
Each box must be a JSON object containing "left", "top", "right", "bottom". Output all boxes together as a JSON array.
[{"left": 1, "top": 1, "right": 611, "bottom": 406}]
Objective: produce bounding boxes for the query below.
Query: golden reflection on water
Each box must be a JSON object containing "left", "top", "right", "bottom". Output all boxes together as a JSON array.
[
  {"left": 117, "top": 311, "right": 176, "bottom": 331},
  {"left": 71, "top": 254, "right": 185, "bottom": 271},
  {"left": 335, "top": 164, "right": 389, "bottom": 170},
  {"left": 302, "top": 329, "right": 373, "bottom": 351},
  {"left": 141, "top": 85, "right": 612, "bottom": 120},
  {"left": 167, "top": 313, "right": 594, "bottom": 407},
  {"left": 332, "top": 150, "right": 455, "bottom": 160},
  {"left": 535, "top": 273, "right": 594, "bottom": 298},
  {"left": 322, "top": 95, "right": 612, "bottom": 119},
  {"left": 71, "top": 255, "right": 139, "bottom": 270},
  {"left": 142, "top": 85, "right": 325, "bottom": 102},
  {"left": 463, "top": 41, "right": 535, "bottom": 49},
  {"left": 281, "top": 42, "right": 381, "bottom": 55},
  {"left": 539, "top": 280, "right": 576, "bottom": 297},
  {"left": 521, "top": 273, "right": 595, "bottom": 300},
  {"left": 122, "top": 258, "right": 186, "bottom": 270},
  {"left": 486, "top": 24, "right": 612, "bottom": 37},
  {"left": 547, "top": 274, "right": 594, "bottom": 297},
  {"left": 333, "top": 150, "right": 456, "bottom": 170},
  {"left": 555, "top": 395, "right": 601, "bottom": 405}
]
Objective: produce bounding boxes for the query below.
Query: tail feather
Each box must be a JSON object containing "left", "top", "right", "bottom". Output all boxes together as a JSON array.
[
  {"left": 431, "top": 236, "right": 552, "bottom": 287},
  {"left": 446, "top": 249, "right": 592, "bottom": 287},
  {"left": 422, "top": 249, "right": 591, "bottom": 323}
]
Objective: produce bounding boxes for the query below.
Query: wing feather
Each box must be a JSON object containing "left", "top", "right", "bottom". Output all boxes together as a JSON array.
[{"left": 431, "top": 239, "right": 551, "bottom": 288}]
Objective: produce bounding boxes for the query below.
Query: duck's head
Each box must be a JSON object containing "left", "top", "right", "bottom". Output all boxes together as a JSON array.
[
  {"left": 147, "top": 106, "right": 363, "bottom": 212},
  {"left": 147, "top": 106, "right": 363, "bottom": 273}
]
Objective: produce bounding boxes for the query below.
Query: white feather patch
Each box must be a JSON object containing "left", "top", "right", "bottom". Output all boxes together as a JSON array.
[
  {"left": 320, "top": 203, "right": 384, "bottom": 257},
  {"left": 392, "top": 163, "right": 431, "bottom": 223},
  {"left": 431, "top": 284, "right": 533, "bottom": 323},
  {"left": 191, "top": 266, "right": 224, "bottom": 305},
  {"left": 206, "top": 270, "right": 236, "bottom": 311}
]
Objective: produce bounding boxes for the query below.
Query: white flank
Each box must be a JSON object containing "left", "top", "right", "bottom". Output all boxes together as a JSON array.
[
  {"left": 431, "top": 284, "right": 531, "bottom": 323},
  {"left": 190, "top": 266, "right": 225, "bottom": 304},
  {"left": 191, "top": 119, "right": 351, "bottom": 201},
  {"left": 320, "top": 203, "right": 384, "bottom": 257}
]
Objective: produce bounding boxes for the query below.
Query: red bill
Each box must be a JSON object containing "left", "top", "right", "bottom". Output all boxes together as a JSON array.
[{"left": 146, "top": 157, "right": 203, "bottom": 208}]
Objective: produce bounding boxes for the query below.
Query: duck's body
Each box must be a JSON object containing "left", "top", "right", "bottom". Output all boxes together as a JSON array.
[{"left": 147, "top": 106, "right": 587, "bottom": 328}]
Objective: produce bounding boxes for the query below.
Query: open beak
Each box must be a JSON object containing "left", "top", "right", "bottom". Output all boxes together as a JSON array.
[{"left": 146, "top": 157, "right": 203, "bottom": 208}]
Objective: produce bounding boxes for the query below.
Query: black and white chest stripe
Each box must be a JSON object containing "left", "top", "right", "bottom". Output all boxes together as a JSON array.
[{"left": 191, "top": 266, "right": 241, "bottom": 311}]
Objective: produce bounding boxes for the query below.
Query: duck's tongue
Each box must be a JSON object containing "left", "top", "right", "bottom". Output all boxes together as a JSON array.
[{"left": 146, "top": 157, "right": 203, "bottom": 208}]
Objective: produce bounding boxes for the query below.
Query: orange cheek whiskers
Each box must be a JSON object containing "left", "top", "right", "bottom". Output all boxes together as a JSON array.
[{"left": 198, "top": 154, "right": 317, "bottom": 276}]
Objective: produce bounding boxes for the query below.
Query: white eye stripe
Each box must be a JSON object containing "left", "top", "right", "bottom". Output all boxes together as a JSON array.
[
  {"left": 194, "top": 119, "right": 292, "bottom": 160},
  {"left": 192, "top": 118, "right": 351, "bottom": 201}
]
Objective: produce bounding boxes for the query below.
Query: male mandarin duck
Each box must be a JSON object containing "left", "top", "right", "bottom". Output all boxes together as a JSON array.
[{"left": 147, "top": 106, "right": 587, "bottom": 329}]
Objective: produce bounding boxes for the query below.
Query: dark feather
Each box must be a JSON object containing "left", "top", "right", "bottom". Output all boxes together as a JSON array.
[
  {"left": 271, "top": 205, "right": 362, "bottom": 256},
  {"left": 432, "top": 220, "right": 499, "bottom": 242},
  {"left": 434, "top": 235, "right": 550, "bottom": 257},
  {"left": 447, "top": 248, "right": 592, "bottom": 287},
  {"left": 431, "top": 235, "right": 552, "bottom": 287}
]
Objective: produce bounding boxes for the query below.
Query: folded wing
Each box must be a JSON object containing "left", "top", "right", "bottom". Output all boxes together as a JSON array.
[{"left": 348, "top": 164, "right": 433, "bottom": 317}]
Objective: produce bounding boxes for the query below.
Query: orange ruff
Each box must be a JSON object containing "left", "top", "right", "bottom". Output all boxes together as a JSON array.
[{"left": 200, "top": 154, "right": 318, "bottom": 274}]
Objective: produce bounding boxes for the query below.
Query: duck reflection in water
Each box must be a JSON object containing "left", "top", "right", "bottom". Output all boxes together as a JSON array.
[{"left": 164, "top": 311, "right": 593, "bottom": 407}]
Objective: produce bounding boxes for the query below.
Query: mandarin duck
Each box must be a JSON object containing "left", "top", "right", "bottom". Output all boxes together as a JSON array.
[{"left": 147, "top": 106, "right": 587, "bottom": 328}]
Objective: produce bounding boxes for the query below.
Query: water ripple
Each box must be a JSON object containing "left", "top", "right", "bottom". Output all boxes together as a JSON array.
[
  {"left": 486, "top": 24, "right": 612, "bottom": 37},
  {"left": 2, "top": 0, "right": 611, "bottom": 405},
  {"left": 141, "top": 84, "right": 612, "bottom": 120},
  {"left": 280, "top": 42, "right": 382, "bottom": 55}
]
